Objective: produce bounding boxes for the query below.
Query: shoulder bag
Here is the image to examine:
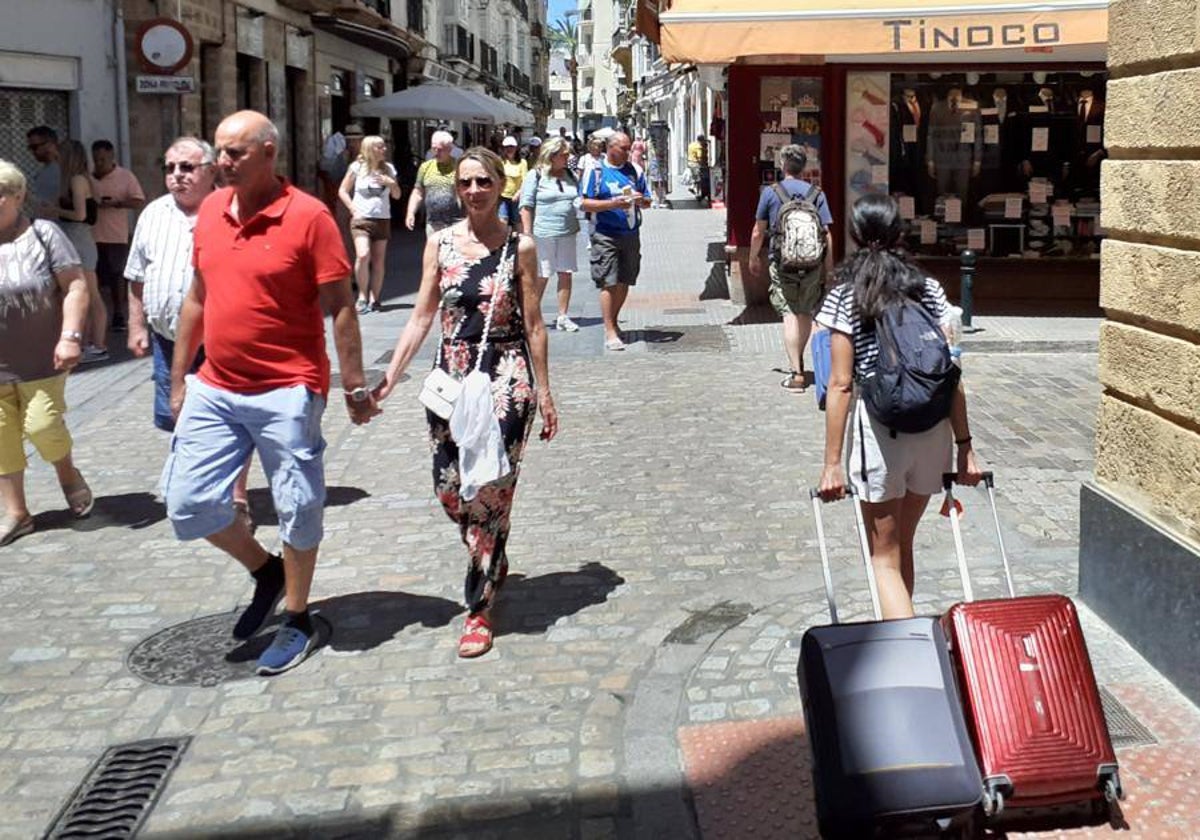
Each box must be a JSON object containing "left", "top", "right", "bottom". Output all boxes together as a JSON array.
[{"left": 419, "top": 233, "right": 513, "bottom": 419}]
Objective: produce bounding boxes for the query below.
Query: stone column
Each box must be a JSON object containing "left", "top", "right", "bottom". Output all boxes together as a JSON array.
[{"left": 1079, "top": 0, "right": 1200, "bottom": 703}]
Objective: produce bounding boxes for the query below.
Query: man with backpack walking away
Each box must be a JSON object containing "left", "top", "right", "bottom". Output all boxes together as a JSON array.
[{"left": 748, "top": 145, "right": 834, "bottom": 392}]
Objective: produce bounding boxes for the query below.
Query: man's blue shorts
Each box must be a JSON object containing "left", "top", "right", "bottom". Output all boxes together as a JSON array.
[
  {"left": 163, "top": 377, "right": 327, "bottom": 549},
  {"left": 151, "top": 332, "right": 204, "bottom": 432}
]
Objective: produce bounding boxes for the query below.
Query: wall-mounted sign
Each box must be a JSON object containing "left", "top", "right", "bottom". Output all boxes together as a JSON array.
[
  {"left": 136, "top": 75, "right": 197, "bottom": 94},
  {"left": 135, "top": 18, "right": 195, "bottom": 75}
]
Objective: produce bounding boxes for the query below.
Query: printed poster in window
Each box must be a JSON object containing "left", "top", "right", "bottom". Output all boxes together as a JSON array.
[
  {"left": 844, "top": 72, "right": 891, "bottom": 250},
  {"left": 760, "top": 77, "right": 822, "bottom": 113}
]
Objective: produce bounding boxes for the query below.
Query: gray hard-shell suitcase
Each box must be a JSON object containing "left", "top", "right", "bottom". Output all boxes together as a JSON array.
[{"left": 798, "top": 488, "right": 983, "bottom": 838}]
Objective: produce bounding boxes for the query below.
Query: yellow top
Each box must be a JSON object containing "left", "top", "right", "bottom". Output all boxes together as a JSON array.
[
  {"left": 502, "top": 159, "right": 528, "bottom": 199},
  {"left": 687, "top": 141, "right": 706, "bottom": 165}
]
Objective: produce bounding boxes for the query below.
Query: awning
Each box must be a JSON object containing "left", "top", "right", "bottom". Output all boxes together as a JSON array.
[
  {"left": 351, "top": 83, "right": 521, "bottom": 124},
  {"left": 651, "top": 0, "right": 1108, "bottom": 65}
]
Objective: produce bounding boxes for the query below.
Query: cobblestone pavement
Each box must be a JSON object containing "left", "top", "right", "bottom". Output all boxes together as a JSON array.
[{"left": 1, "top": 205, "right": 1193, "bottom": 839}]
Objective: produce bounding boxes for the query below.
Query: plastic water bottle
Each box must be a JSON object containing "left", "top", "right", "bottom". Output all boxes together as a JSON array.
[{"left": 947, "top": 305, "right": 964, "bottom": 367}]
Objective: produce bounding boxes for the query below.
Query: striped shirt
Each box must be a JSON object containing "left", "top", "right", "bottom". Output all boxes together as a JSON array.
[
  {"left": 815, "top": 278, "right": 951, "bottom": 381},
  {"left": 124, "top": 194, "right": 200, "bottom": 340}
]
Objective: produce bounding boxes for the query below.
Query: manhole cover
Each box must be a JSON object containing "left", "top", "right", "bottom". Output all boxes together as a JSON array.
[
  {"left": 639, "top": 325, "right": 730, "bottom": 354},
  {"left": 665, "top": 601, "right": 753, "bottom": 645},
  {"left": 1099, "top": 687, "right": 1157, "bottom": 750},
  {"left": 126, "top": 613, "right": 331, "bottom": 687},
  {"left": 44, "top": 737, "right": 190, "bottom": 839}
]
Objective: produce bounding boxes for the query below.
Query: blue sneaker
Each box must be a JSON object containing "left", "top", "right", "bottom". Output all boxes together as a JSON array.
[{"left": 255, "top": 623, "right": 315, "bottom": 676}]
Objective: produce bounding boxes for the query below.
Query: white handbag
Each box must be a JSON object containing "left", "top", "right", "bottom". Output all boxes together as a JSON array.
[
  {"left": 418, "top": 368, "right": 462, "bottom": 419},
  {"left": 419, "top": 234, "right": 513, "bottom": 421}
]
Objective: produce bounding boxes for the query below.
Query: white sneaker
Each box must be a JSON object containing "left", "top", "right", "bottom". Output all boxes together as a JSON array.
[{"left": 555, "top": 315, "right": 580, "bottom": 332}]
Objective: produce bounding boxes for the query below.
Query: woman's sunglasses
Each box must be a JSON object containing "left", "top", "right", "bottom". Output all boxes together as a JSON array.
[{"left": 457, "top": 176, "right": 494, "bottom": 189}]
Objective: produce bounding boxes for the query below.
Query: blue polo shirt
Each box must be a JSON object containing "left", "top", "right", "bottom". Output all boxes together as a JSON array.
[{"left": 583, "top": 159, "right": 647, "bottom": 237}]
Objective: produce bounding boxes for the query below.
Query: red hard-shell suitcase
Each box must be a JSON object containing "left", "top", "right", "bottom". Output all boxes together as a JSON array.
[{"left": 940, "top": 472, "right": 1123, "bottom": 818}]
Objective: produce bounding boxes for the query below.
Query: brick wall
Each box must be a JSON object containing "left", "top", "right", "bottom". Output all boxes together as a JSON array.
[
  {"left": 124, "top": 0, "right": 316, "bottom": 200},
  {"left": 1097, "top": 0, "right": 1200, "bottom": 543}
]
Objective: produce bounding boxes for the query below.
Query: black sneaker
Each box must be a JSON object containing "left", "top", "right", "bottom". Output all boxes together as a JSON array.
[{"left": 232, "top": 554, "right": 285, "bottom": 640}]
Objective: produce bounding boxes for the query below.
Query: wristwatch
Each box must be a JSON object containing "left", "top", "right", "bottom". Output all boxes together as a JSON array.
[
  {"left": 60, "top": 330, "right": 83, "bottom": 344},
  {"left": 345, "top": 386, "right": 371, "bottom": 404}
]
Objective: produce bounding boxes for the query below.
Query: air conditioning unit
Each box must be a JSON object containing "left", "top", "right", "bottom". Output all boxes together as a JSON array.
[{"left": 422, "top": 64, "right": 449, "bottom": 82}]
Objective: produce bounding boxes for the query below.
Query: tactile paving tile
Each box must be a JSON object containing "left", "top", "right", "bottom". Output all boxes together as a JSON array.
[
  {"left": 678, "top": 716, "right": 820, "bottom": 839},
  {"left": 1007, "top": 744, "right": 1198, "bottom": 839},
  {"left": 679, "top": 716, "right": 1200, "bottom": 839}
]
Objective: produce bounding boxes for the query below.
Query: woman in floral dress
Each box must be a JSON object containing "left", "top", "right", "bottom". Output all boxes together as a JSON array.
[{"left": 376, "top": 147, "right": 558, "bottom": 657}]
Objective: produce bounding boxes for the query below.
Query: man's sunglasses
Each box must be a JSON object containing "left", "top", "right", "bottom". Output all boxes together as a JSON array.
[
  {"left": 162, "top": 162, "right": 206, "bottom": 174},
  {"left": 457, "top": 176, "right": 494, "bottom": 189}
]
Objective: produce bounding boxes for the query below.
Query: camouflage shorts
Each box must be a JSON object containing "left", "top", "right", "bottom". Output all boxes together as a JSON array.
[{"left": 768, "top": 262, "right": 824, "bottom": 317}]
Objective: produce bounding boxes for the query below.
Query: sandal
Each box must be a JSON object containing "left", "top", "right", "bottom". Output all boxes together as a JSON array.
[
  {"left": 458, "top": 612, "right": 493, "bottom": 659},
  {"left": 0, "top": 513, "right": 35, "bottom": 547},
  {"left": 62, "top": 471, "right": 94, "bottom": 518}
]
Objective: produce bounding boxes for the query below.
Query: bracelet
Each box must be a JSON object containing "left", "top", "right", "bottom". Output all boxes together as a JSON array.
[
  {"left": 955, "top": 436, "right": 972, "bottom": 446},
  {"left": 60, "top": 330, "right": 83, "bottom": 344}
]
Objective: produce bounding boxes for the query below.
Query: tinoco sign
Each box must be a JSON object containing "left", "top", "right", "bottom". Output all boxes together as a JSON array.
[{"left": 883, "top": 18, "right": 1063, "bottom": 51}]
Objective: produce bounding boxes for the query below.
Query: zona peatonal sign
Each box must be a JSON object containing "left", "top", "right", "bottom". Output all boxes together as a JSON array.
[{"left": 134, "top": 17, "right": 195, "bottom": 94}]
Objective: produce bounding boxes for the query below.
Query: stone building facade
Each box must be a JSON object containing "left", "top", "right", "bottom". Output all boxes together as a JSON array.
[
  {"left": 122, "top": 0, "right": 322, "bottom": 199},
  {"left": 1080, "top": 0, "right": 1200, "bottom": 705}
]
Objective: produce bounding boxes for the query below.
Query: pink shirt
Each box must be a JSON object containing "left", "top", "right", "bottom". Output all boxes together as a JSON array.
[
  {"left": 631, "top": 140, "right": 647, "bottom": 168},
  {"left": 90, "top": 166, "right": 145, "bottom": 244}
]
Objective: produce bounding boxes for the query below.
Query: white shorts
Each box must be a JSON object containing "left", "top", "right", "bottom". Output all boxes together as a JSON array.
[
  {"left": 534, "top": 234, "right": 578, "bottom": 277},
  {"left": 847, "top": 398, "right": 952, "bottom": 503}
]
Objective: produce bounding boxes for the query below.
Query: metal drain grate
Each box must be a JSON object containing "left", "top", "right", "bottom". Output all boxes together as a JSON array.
[
  {"left": 1100, "top": 687, "right": 1158, "bottom": 750},
  {"left": 44, "top": 737, "right": 190, "bottom": 839}
]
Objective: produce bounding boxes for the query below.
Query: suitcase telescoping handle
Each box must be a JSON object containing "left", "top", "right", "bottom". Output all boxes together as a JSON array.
[
  {"left": 941, "top": 471, "right": 1015, "bottom": 602},
  {"left": 810, "top": 487, "right": 883, "bottom": 624}
]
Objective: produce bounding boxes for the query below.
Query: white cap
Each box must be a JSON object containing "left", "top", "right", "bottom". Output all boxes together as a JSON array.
[
  {"left": 528, "top": 136, "right": 542, "bottom": 147},
  {"left": 502, "top": 136, "right": 518, "bottom": 147}
]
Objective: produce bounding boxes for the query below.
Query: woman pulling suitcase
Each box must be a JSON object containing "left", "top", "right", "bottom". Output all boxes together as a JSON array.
[{"left": 816, "top": 193, "right": 984, "bottom": 619}]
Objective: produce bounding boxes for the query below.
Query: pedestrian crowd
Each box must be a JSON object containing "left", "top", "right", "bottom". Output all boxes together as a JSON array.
[{"left": 0, "top": 110, "right": 983, "bottom": 677}]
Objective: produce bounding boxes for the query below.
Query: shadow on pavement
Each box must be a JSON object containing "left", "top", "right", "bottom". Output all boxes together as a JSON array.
[
  {"left": 626, "top": 328, "right": 683, "bottom": 345},
  {"left": 33, "top": 491, "right": 166, "bottom": 534},
  {"left": 727, "top": 304, "right": 780, "bottom": 326},
  {"left": 224, "top": 590, "right": 461, "bottom": 665},
  {"left": 144, "top": 783, "right": 697, "bottom": 839},
  {"left": 313, "top": 589, "right": 463, "bottom": 652},
  {"left": 495, "top": 561, "right": 624, "bottom": 637},
  {"left": 699, "top": 241, "right": 730, "bottom": 301},
  {"left": 245, "top": 485, "right": 370, "bottom": 527}
]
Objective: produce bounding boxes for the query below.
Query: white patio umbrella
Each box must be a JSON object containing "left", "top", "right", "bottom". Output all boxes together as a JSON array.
[{"left": 350, "top": 83, "right": 497, "bottom": 122}]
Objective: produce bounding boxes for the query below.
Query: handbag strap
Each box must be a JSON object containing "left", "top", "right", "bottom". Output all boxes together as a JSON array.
[
  {"left": 434, "top": 231, "right": 514, "bottom": 372},
  {"left": 472, "top": 232, "right": 514, "bottom": 373}
]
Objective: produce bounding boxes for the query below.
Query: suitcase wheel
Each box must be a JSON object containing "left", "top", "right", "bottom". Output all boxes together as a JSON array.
[
  {"left": 1103, "top": 773, "right": 1123, "bottom": 803},
  {"left": 983, "top": 787, "right": 1005, "bottom": 817}
]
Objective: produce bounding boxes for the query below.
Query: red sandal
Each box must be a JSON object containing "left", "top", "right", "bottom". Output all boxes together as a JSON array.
[{"left": 458, "top": 612, "right": 493, "bottom": 659}]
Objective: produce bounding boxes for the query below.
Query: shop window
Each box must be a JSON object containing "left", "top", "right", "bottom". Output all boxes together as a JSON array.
[
  {"left": 847, "top": 71, "right": 1106, "bottom": 260},
  {"left": 757, "top": 77, "right": 824, "bottom": 187}
]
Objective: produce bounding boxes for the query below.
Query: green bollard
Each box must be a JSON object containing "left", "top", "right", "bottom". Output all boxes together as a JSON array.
[{"left": 960, "top": 248, "right": 976, "bottom": 328}]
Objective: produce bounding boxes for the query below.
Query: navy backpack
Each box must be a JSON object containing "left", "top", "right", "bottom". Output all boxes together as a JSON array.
[{"left": 859, "top": 299, "right": 960, "bottom": 436}]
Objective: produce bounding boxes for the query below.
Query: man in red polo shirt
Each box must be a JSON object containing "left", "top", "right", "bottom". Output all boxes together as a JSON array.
[{"left": 164, "top": 110, "right": 379, "bottom": 676}]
